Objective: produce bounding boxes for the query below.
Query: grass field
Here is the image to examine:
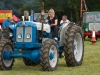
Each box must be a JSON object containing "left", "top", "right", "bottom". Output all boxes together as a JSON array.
[{"left": 0, "top": 39, "right": 100, "bottom": 75}]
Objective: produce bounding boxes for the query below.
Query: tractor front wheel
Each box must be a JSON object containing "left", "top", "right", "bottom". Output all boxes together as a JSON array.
[
  {"left": 0, "top": 39, "right": 14, "bottom": 70},
  {"left": 40, "top": 39, "right": 58, "bottom": 71}
]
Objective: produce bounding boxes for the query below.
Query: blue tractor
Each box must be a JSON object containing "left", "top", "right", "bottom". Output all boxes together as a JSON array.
[
  {"left": 0, "top": 20, "right": 84, "bottom": 71},
  {"left": 0, "top": 1, "right": 84, "bottom": 71}
]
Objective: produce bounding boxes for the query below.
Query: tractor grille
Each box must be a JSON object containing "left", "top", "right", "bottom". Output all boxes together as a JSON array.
[
  {"left": 16, "top": 26, "right": 32, "bottom": 42},
  {"left": 16, "top": 26, "right": 23, "bottom": 42},
  {"left": 24, "top": 26, "right": 32, "bottom": 42},
  {"left": 89, "top": 23, "right": 100, "bottom": 31}
]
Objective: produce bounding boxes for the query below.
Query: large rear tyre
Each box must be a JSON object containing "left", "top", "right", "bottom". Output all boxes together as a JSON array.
[
  {"left": 0, "top": 39, "right": 14, "bottom": 70},
  {"left": 40, "top": 39, "right": 58, "bottom": 71},
  {"left": 64, "top": 25, "right": 84, "bottom": 66},
  {"left": 2, "top": 27, "right": 12, "bottom": 39}
]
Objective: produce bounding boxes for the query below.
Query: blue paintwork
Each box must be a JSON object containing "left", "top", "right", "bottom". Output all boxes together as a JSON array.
[
  {"left": 15, "top": 43, "right": 42, "bottom": 49},
  {"left": 74, "top": 44, "right": 76, "bottom": 50},
  {"left": 3, "top": 20, "right": 66, "bottom": 63},
  {"left": 2, "top": 19, "right": 12, "bottom": 28},
  {"left": 9, "top": 24, "right": 16, "bottom": 31},
  {"left": 30, "top": 10, "right": 34, "bottom": 21},
  {"left": 16, "top": 21, "right": 36, "bottom": 27},
  {"left": 49, "top": 53, "right": 54, "bottom": 60},
  {"left": 3, "top": 48, "right": 56, "bottom": 63},
  {"left": 3, "top": 51, "right": 11, "bottom": 60},
  {"left": 57, "top": 42, "right": 64, "bottom": 58},
  {"left": 30, "top": 50, "right": 40, "bottom": 62},
  {"left": 12, "top": 49, "right": 40, "bottom": 63},
  {"left": 43, "top": 31, "right": 52, "bottom": 38},
  {"left": 14, "top": 21, "right": 37, "bottom": 49}
]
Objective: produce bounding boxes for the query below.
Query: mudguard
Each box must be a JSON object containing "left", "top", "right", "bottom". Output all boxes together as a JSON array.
[
  {"left": 60, "top": 22, "right": 76, "bottom": 46},
  {"left": 9, "top": 24, "right": 17, "bottom": 31}
]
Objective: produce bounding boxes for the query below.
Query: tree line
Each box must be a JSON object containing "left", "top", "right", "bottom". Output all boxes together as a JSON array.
[{"left": 0, "top": 0, "right": 100, "bottom": 22}]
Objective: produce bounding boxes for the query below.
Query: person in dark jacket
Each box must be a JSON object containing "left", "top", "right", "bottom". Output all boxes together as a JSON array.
[{"left": 22, "top": 10, "right": 30, "bottom": 21}]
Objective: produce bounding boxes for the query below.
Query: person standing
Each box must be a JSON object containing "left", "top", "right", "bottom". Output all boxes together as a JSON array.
[
  {"left": 22, "top": 10, "right": 30, "bottom": 21},
  {"left": 46, "top": 8, "right": 58, "bottom": 40}
]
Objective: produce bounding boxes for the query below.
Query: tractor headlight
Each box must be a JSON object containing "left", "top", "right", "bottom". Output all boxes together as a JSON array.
[
  {"left": 26, "top": 33, "right": 31, "bottom": 39},
  {"left": 18, "top": 33, "right": 22, "bottom": 39},
  {"left": 9, "top": 32, "right": 13, "bottom": 37},
  {"left": 85, "top": 28, "right": 88, "bottom": 32}
]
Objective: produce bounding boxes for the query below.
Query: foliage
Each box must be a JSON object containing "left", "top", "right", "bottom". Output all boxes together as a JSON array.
[{"left": 1, "top": 0, "right": 100, "bottom": 22}]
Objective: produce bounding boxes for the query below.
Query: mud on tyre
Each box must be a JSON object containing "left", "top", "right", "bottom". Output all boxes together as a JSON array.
[
  {"left": 0, "top": 39, "right": 14, "bottom": 70},
  {"left": 40, "top": 39, "right": 58, "bottom": 71}
]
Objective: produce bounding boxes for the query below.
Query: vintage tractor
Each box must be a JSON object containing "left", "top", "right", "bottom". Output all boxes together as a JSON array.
[
  {"left": 0, "top": 1, "right": 84, "bottom": 71},
  {"left": 0, "top": 21, "right": 84, "bottom": 71}
]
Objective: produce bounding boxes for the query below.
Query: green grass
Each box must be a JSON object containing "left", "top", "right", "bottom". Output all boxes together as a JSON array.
[{"left": 0, "top": 39, "right": 100, "bottom": 75}]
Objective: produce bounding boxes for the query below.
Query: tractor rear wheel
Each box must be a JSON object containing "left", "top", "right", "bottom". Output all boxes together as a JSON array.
[
  {"left": 23, "top": 58, "right": 38, "bottom": 66},
  {"left": 0, "top": 39, "right": 14, "bottom": 70},
  {"left": 40, "top": 39, "right": 58, "bottom": 71},
  {"left": 64, "top": 25, "right": 84, "bottom": 66},
  {"left": 2, "top": 27, "right": 11, "bottom": 39}
]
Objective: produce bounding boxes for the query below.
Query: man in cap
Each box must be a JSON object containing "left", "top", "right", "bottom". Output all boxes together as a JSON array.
[{"left": 22, "top": 10, "right": 30, "bottom": 21}]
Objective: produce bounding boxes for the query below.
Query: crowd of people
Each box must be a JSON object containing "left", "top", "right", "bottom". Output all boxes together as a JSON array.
[{"left": 2, "top": 8, "right": 70, "bottom": 40}]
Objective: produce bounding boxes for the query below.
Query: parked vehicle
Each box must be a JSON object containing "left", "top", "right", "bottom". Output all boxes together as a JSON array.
[{"left": 83, "top": 12, "right": 100, "bottom": 39}]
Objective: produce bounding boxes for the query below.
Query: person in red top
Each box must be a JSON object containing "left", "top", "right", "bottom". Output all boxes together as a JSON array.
[{"left": 46, "top": 9, "right": 58, "bottom": 40}]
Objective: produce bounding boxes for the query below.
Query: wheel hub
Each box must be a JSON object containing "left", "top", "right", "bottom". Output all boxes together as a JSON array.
[
  {"left": 74, "top": 39, "right": 78, "bottom": 55},
  {"left": 49, "top": 53, "right": 54, "bottom": 60},
  {"left": 3, "top": 45, "right": 13, "bottom": 67},
  {"left": 49, "top": 45, "right": 57, "bottom": 68},
  {"left": 3, "top": 51, "right": 12, "bottom": 60}
]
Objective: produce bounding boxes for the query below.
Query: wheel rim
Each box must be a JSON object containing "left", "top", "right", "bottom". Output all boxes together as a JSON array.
[
  {"left": 49, "top": 45, "right": 57, "bottom": 68},
  {"left": 74, "top": 33, "right": 83, "bottom": 62},
  {"left": 3, "top": 45, "right": 13, "bottom": 67}
]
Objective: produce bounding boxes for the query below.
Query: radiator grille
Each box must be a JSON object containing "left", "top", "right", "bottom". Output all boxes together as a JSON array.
[
  {"left": 16, "top": 26, "right": 32, "bottom": 42},
  {"left": 89, "top": 23, "right": 100, "bottom": 31},
  {"left": 16, "top": 27, "right": 23, "bottom": 42},
  {"left": 24, "top": 27, "right": 32, "bottom": 42}
]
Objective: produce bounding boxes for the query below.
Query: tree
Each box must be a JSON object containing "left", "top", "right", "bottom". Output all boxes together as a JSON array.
[
  {"left": 0, "top": 2, "right": 5, "bottom": 9},
  {"left": 1, "top": 0, "right": 100, "bottom": 22}
]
